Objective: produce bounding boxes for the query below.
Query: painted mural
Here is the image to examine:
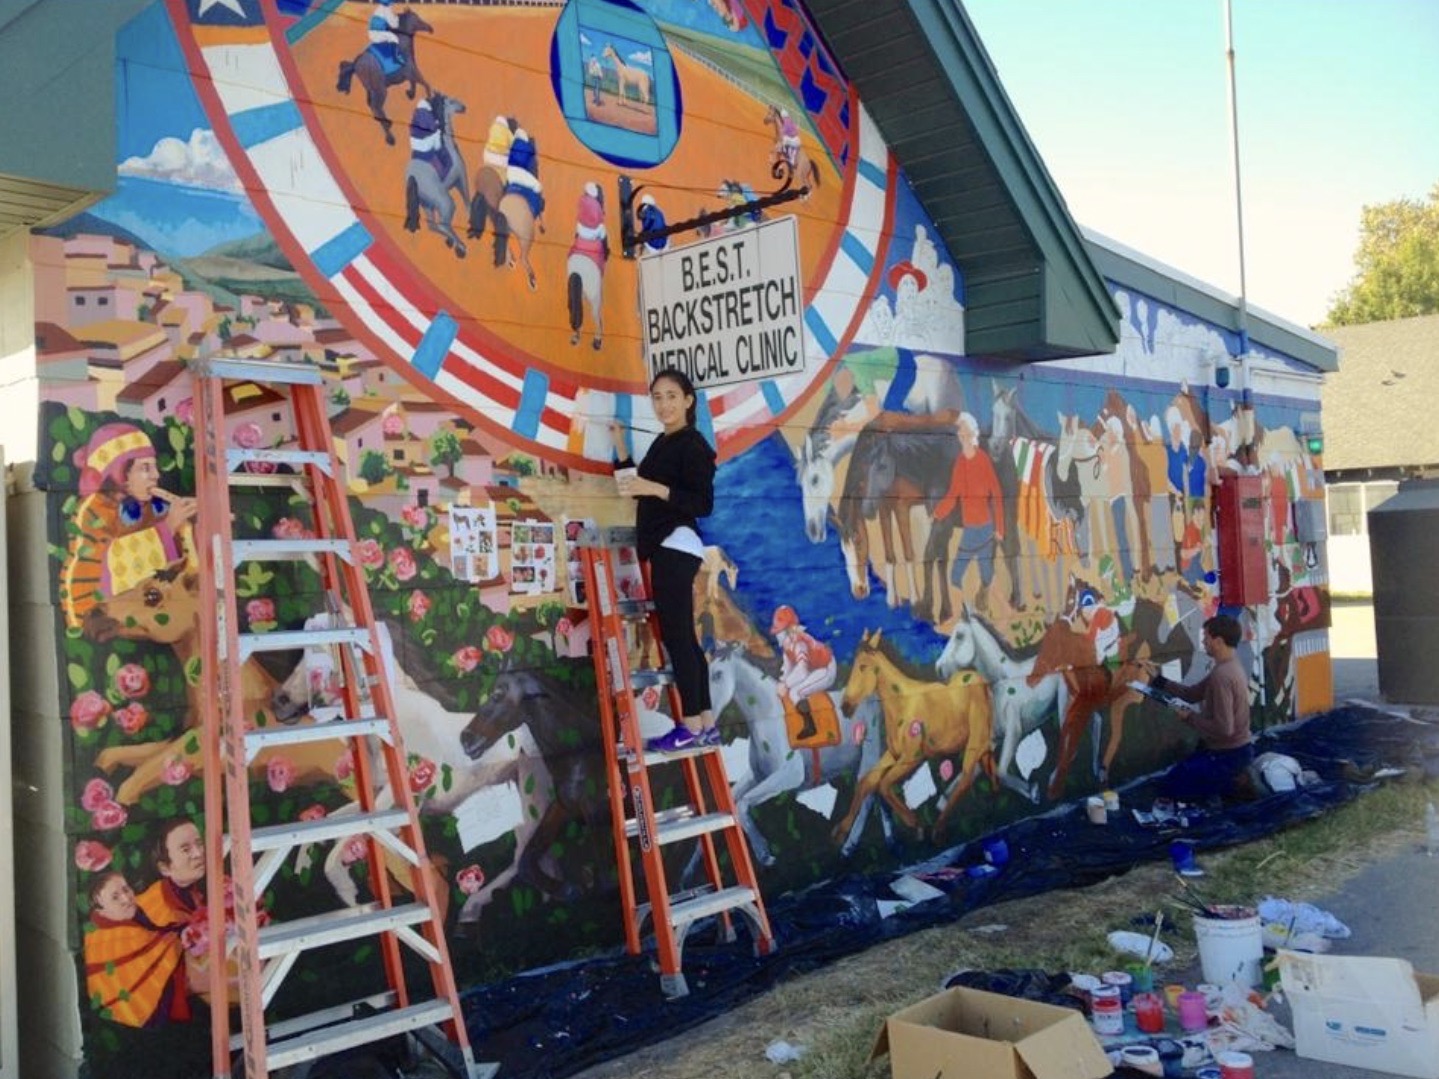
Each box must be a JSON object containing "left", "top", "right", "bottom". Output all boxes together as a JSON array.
[{"left": 28, "top": 0, "right": 1329, "bottom": 1073}]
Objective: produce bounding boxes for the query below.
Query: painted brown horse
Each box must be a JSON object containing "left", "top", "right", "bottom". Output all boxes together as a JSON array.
[{"left": 336, "top": 9, "right": 434, "bottom": 145}]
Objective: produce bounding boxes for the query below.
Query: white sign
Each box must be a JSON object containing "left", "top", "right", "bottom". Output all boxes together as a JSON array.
[{"left": 639, "top": 215, "right": 806, "bottom": 391}]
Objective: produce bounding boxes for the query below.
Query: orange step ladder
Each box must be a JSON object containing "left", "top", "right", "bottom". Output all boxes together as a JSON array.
[
  {"left": 191, "top": 358, "right": 497, "bottom": 1079},
  {"left": 576, "top": 526, "right": 776, "bottom": 997}
]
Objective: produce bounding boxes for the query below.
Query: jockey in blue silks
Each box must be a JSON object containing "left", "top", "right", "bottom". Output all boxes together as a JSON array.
[
  {"left": 637, "top": 193, "right": 668, "bottom": 254},
  {"left": 409, "top": 96, "right": 451, "bottom": 179},
  {"left": 503, "top": 128, "right": 546, "bottom": 221},
  {"left": 368, "top": 0, "right": 405, "bottom": 76}
]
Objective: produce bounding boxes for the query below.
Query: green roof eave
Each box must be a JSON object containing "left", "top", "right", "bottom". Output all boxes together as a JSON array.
[
  {"left": 806, "top": 0, "right": 1119, "bottom": 361},
  {"left": 1084, "top": 230, "right": 1339, "bottom": 373}
]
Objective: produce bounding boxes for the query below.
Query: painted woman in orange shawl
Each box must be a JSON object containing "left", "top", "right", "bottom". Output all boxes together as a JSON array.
[
  {"left": 83, "top": 871, "right": 190, "bottom": 1028},
  {"left": 60, "top": 422, "right": 196, "bottom": 630}
]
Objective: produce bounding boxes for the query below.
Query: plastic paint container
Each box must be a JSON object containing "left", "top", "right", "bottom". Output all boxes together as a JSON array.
[
  {"left": 1217, "top": 1051, "right": 1255, "bottom": 1079},
  {"left": 982, "top": 837, "right": 1010, "bottom": 865},
  {"left": 1193, "top": 906, "right": 1264, "bottom": 988},
  {"left": 1086, "top": 796, "right": 1107, "bottom": 824},
  {"left": 1101, "top": 970, "right": 1134, "bottom": 1004},
  {"left": 1133, "top": 992, "right": 1165, "bottom": 1033},
  {"left": 1102, "top": 789, "right": 1120, "bottom": 812},
  {"left": 1125, "top": 961, "right": 1155, "bottom": 993},
  {"left": 1195, "top": 1068, "right": 1222, "bottom": 1079},
  {"left": 1070, "top": 973, "right": 1101, "bottom": 1008},
  {"left": 1090, "top": 988, "right": 1124, "bottom": 1036},
  {"left": 1163, "top": 983, "right": 1186, "bottom": 1010},
  {"left": 1118, "top": 1045, "right": 1162, "bottom": 1076},
  {"left": 1176, "top": 990, "right": 1209, "bottom": 1032}
]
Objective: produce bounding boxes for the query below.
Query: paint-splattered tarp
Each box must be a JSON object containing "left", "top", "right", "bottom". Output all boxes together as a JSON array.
[{"left": 431, "top": 705, "right": 1439, "bottom": 1079}]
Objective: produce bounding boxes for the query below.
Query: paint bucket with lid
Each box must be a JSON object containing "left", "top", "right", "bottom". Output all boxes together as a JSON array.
[
  {"left": 1193, "top": 905, "right": 1264, "bottom": 987},
  {"left": 1217, "top": 1051, "right": 1255, "bottom": 1079},
  {"left": 1119, "top": 1045, "right": 1162, "bottom": 1076},
  {"left": 1090, "top": 986, "right": 1124, "bottom": 1036},
  {"left": 1086, "top": 795, "right": 1107, "bottom": 824}
]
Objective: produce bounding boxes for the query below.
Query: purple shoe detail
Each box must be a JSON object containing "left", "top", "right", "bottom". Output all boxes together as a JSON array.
[
  {"left": 645, "top": 725, "right": 697, "bottom": 753},
  {"left": 698, "top": 727, "right": 722, "bottom": 747}
]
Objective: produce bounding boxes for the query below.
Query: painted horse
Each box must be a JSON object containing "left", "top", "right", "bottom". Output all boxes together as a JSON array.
[
  {"left": 762, "top": 104, "right": 822, "bottom": 193},
  {"left": 837, "top": 630, "right": 994, "bottom": 844},
  {"left": 336, "top": 9, "right": 435, "bottom": 146},
  {"left": 403, "top": 92, "right": 470, "bottom": 258}
]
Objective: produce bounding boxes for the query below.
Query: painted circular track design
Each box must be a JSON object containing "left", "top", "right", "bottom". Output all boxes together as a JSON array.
[{"left": 169, "top": 0, "right": 895, "bottom": 471}]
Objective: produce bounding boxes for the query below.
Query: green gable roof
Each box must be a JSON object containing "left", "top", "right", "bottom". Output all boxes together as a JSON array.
[{"left": 806, "top": 0, "right": 1120, "bottom": 361}]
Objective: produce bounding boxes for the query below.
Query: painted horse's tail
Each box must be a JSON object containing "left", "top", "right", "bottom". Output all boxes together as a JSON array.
[
  {"left": 567, "top": 271, "right": 583, "bottom": 332},
  {"left": 467, "top": 194, "right": 489, "bottom": 240},
  {"left": 491, "top": 211, "right": 511, "bottom": 268},
  {"left": 337, "top": 58, "right": 356, "bottom": 94},
  {"left": 404, "top": 175, "right": 420, "bottom": 233}
]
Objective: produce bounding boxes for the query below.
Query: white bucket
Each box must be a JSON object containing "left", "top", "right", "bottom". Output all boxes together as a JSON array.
[{"left": 1194, "top": 907, "right": 1264, "bottom": 987}]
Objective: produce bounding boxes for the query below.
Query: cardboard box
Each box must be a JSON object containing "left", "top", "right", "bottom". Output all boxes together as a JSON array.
[
  {"left": 1279, "top": 951, "right": 1439, "bottom": 1079},
  {"left": 870, "top": 986, "right": 1112, "bottom": 1079}
]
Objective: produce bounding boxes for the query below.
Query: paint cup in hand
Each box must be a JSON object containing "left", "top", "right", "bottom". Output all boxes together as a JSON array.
[{"left": 614, "top": 466, "right": 637, "bottom": 495}]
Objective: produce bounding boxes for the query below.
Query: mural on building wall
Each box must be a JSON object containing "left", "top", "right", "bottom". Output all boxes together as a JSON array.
[{"left": 29, "top": 0, "right": 1328, "bottom": 1071}]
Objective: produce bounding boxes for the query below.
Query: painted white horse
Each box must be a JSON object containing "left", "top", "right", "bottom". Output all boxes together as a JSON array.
[
  {"left": 602, "top": 44, "right": 652, "bottom": 104},
  {"left": 935, "top": 612, "right": 1063, "bottom": 802},
  {"left": 1057, "top": 413, "right": 1125, "bottom": 570},
  {"left": 707, "top": 641, "right": 889, "bottom": 863}
]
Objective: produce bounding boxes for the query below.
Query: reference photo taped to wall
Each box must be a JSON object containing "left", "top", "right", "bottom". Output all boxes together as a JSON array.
[{"left": 640, "top": 215, "right": 807, "bottom": 390}]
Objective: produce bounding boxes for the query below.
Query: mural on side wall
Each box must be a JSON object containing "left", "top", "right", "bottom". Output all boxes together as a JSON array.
[{"left": 28, "top": 0, "right": 1328, "bottom": 1071}]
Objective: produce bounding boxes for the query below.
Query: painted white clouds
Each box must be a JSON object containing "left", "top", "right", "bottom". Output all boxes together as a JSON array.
[{"left": 119, "top": 128, "right": 242, "bottom": 193}]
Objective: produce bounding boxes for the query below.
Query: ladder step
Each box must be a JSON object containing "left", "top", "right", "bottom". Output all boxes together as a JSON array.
[
  {"left": 233, "top": 537, "right": 354, "bottom": 562},
  {"left": 668, "top": 885, "right": 758, "bottom": 928},
  {"left": 576, "top": 525, "right": 637, "bottom": 549},
  {"left": 206, "top": 357, "right": 325, "bottom": 385},
  {"left": 639, "top": 741, "right": 715, "bottom": 767},
  {"left": 250, "top": 807, "right": 410, "bottom": 853},
  {"left": 266, "top": 1000, "right": 455, "bottom": 1072},
  {"left": 227, "top": 447, "right": 334, "bottom": 477},
  {"left": 629, "top": 668, "right": 672, "bottom": 690},
  {"left": 616, "top": 598, "right": 656, "bottom": 617},
  {"left": 257, "top": 901, "right": 434, "bottom": 959},
  {"left": 627, "top": 807, "right": 736, "bottom": 846},
  {"left": 240, "top": 627, "right": 372, "bottom": 661},
  {"left": 245, "top": 718, "right": 392, "bottom": 760}
]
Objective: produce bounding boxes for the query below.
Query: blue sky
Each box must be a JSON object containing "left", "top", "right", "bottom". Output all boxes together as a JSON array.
[{"left": 964, "top": 0, "right": 1439, "bottom": 327}]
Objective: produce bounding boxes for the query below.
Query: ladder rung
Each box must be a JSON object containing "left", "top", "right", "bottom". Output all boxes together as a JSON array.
[
  {"left": 233, "top": 537, "right": 353, "bottom": 562},
  {"left": 257, "top": 901, "right": 434, "bottom": 959},
  {"left": 629, "top": 668, "right": 672, "bottom": 690},
  {"left": 266, "top": 1000, "right": 455, "bottom": 1071},
  {"left": 245, "top": 717, "right": 392, "bottom": 762},
  {"left": 668, "top": 885, "right": 758, "bottom": 927},
  {"left": 627, "top": 808, "right": 736, "bottom": 846},
  {"left": 639, "top": 741, "right": 713, "bottom": 767},
  {"left": 616, "top": 599, "right": 656, "bottom": 617},
  {"left": 576, "top": 525, "right": 637, "bottom": 549},
  {"left": 205, "top": 357, "right": 325, "bottom": 385},
  {"left": 250, "top": 807, "right": 410, "bottom": 853},
  {"left": 240, "top": 627, "right": 372, "bottom": 661},
  {"left": 227, "top": 447, "right": 334, "bottom": 476}
]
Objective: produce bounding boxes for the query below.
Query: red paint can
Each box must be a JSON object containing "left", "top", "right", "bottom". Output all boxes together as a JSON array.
[
  {"left": 1090, "top": 987, "right": 1124, "bottom": 1036},
  {"left": 1133, "top": 992, "right": 1165, "bottom": 1033},
  {"left": 1217, "top": 1051, "right": 1255, "bottom": 1079}
]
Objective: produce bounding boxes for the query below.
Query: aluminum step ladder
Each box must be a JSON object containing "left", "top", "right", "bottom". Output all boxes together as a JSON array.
[
  {"left": 191, "top": 358, "right": 497, "bottom": 1079},
  {"left": 576, "top": 526, "right": 775, "bottom": 998}
]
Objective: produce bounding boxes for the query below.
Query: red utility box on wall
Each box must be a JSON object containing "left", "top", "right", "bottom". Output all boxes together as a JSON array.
[{"left": 1215, "top": 474, "right": 1269, "bottom": 606}]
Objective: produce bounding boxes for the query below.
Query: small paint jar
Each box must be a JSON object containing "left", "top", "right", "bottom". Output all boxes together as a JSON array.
[
  {"left": 1119, "top": 1045, "right": 1163, "bottom": 1076},
  {"left": 1133, "top": 992, "right": 1165, "bottom": 1033},
  {"left": 1126, "top": 961, "right": 1155, "bottom": 993},
  {"left": 1196, "top": 1068, "right": 1222, "bottom": 1079},
  {"left": 1102, "top": 789, "right": 1120, "bottom": 812},
  {"left": 983, "top": 837, "right": 1010, "bottom": 865},
  {"left": 1177, "top": 990, "right": 1209, "bottom": 1032},
  {"left": 1101, "top": 969, "right": 1133, "bottom": 1005},
  {"left": 1090, "top": 988, "right": 1124, "bottom": 1036},
  {"left": 1217, "top": 1051, "right": 1255, "bottom": 1079},
  {"left": 1070, "top": 973, "right": 1101, "bottom": 1009},
  {"left": 1086, "top": 796, "right": 1107, "bottom": 824}
]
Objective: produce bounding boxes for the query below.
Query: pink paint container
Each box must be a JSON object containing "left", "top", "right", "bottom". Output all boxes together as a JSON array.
[{"left": 1177, "top": 990, "right": 1209, "bottom": 1032}]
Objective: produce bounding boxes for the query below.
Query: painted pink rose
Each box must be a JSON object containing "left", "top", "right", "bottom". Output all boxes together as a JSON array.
[
  {"left": 174, "top": 397, "right": 195, "bottom": 426},
  {"left": 388, "top": 547, "right": 418, "bottom": 581},
  {"left": 81, "top": 778, "right": 115, "bottom": 812},
  {"left": 161, "top": 756, "right": 192, "bottom": 786},
  {"left": 355, "top": 539, "right": 384, "bottom": 568},
  {"left": 456, "top": 865, "right": 486, "bottom": 895},
  {"left": 908, "top": 719, "right": 923, "bottom": 739},
  {"left": 113, "top": 663, "right": 151, "bottom": 700},
  {"left": 232, "top": 422, "right": 265, "bottom": 449},
  {"left": 114, "top": 702, "right": 150, "bottom": 736},
  {"left": 851, "top": 721, "right": 868, "bottom": 746},
  {"left": 334, "top": 748, "right": 356, "bottom": 781},
  {"left": 382, "top": 412, "right": 405, "bottom": 436},
  {"left": 340, "top": 836, "right": 368, "bottom": 866},
  {"left": 939, "top": 759, "right": 955, "bottom": 783},
  {"left": 452, "top": 646, "right": 482, "bottom": 673},
  {"left": 273, "top": 516, "right": 310, "bottom": 540},
  {"left": 556, "top": 616, "right": 574, "bottom": 639},
  {"left": 267, "top": 756, "right": 297, "bottom": 793},
  {"left": 299, "top": 804, "right": 328, "bottom": 822},
  {"left": 245, "top": 598, "right": 276, "bottom": 625},
  {"left": 408, "top": 758, "right": 437, "bottom": 794},
  {"left": 180, "top": 917, "right": 209, "bottom": 957},
  {"left": 91, "top": 801, "right": 128, "bottom": 830},
  {"left": 640, "top": 686, "right": 661, "bottom": 711},
  {"left": 74, "top": 839, "right": 113, "bottom": 872},
  {"left": 484, "top": 625, "right": 514, "bottom": 654},
  {"left": 408, "top": 590, "right": 431, "bottom": 622},
  {"left": 70, "top": 691, "right": 111, "bottom": 733},
  {"left": 401, "top": 504, "right": 428, "bottom": 529}
]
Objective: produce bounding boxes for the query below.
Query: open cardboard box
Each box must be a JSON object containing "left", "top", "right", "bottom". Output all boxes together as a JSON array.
[
  {"left": 1279, "top": 951, "right": 1439, "bottom": 1079},
  {"left": 870, "top": 986, "right": 1112, "bottom": 1079}
]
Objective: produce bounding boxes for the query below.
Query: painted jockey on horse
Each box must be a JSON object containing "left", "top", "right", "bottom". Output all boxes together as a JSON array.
[
  {"left": 776, "top": 107, "right": 801, "bottom": 169},
  {"left": 409, "top": 95, "right": 452, "bottom": 181},
  {"left": 503, "top": 128, "right": 545, "bottom": 223},
  {"left": 637, "top": 192, "right": 668, "bottom": 254},
  {"left": 367, "top": 0, "right": 407, "bottom": 77}
]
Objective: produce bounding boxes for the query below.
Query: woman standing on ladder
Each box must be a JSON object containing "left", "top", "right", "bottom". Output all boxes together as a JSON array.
[{"left": 610, "top": 369, "right": 719, "bottom": 751}]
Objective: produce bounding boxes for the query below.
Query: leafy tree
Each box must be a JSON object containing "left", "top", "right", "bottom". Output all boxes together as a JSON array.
[
  {"left": 429, "top": 428, "right": 464, "bottom": 478},
  {"left": 1327, "top": 181, "right": 1439, "bottom": 325},
  {"left": 535, "top": 600, "right": 567, "bottom": 651},
  {"left": 330, "top": 386, "right": 351, "bottom": 408},
  {"left": 503, "top": 454, "right": 536, "bottom": 477},
  {"left": 358, "top": 448, "right": 391, "bottom": 485}
]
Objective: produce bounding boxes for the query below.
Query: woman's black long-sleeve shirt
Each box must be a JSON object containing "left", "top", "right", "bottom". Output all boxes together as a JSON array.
[{"left": 618, "top": 426, "right": 716, "bottom": 560}]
